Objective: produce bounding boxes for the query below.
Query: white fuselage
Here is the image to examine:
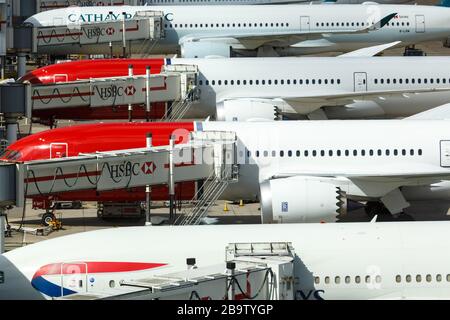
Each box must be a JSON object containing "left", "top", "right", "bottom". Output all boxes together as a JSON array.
[
  {"left": 166, "top": 57, "right": 450, "bottom": 120},
  {"left": 3, "top": 221, "right": 450, "bottom": 300},
  {"left": 25, "top": 4, "right": 450, "bottom": 56},
  {"left": 196, "top": 120, "right": 450, "bottom": 201}
]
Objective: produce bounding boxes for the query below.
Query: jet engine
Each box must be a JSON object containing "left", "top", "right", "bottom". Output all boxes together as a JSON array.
[
  {"left": 260, "top": 176, "right": 346, "bottom": 223},
  {"left": 216, "top": 99, "right": 280, "bottom": 121},
  {"left": 180, "top": 40, "right": 233, "bottom": 58}
]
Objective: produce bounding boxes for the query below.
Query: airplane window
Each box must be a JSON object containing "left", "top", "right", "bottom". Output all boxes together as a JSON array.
[
  {"left": 325, "top": 276, "right": 330, "bottom": 284},
  {"left": 411, "top": 79, "right": 415, "bottom": 84},
  {"left": 396, "top": 275, "right": 401, "bottom": 283},
  {"left": 405, "top": 79, "right": 409, "bottom": 84},
  {"left": 345, "top": 150, "right": 349, "bottom": 156},
  {"left": 329, "top": 150, "right": 333, "bottom": 156},
  {"left": 355, "top": 276, "right": 360, "bottom": 283},
  {"left": 243, "top": 80, "right": 247, "bottom": 85},
  {"left": 312, "top": 79, "right": 316, "bottom": 85},
  {"left": 263, "top": 151, "right": 268, "bottom": 157},
  {"left": 346, "top": 22, "right": 350, "bottom": 27},
  {"left": 385, "top": 149, "right": 390, "bottom": 156},
  {"left": 175, "top": 24, "right": 178, "bottom": 28},
  {"left": 280, "top": 150, "right": 284, "bottom": 157},
  {"left": 376, "top": 275, "right": 381, "bottom": 283},
  {"left": 331, "top": 79, "right": 334, "bottom": 84},
  {"left": 281, "top": 80, "right": 285, "bottom": 85},
  {"left": 407, "top": 22, "right": 410, "bottom": 26},
  {"left": 324, "top": 79, "right": 328, "bottom": 84},
  {"left": 313, "top": 150, "right": 317, "bottom": 157},
  {"left": 271, "top": 23, "right": 274, "bottom": 27},
  {"left": 365, "top": 275, "right": 370, "bottom": 283},
  {"left": 418, "top": 149, "right": 422, "bottom": 156},
  {"left": 437, "top": 79, "right": 440, "bottom": 84},
  {"left": 288, "top": 150, "right": 292, "bottom": 157},
  {"left": 109, "top": 280, "right": 115, "bottom": 288},
  {"left": 238, "top": 23, "right": 241, "bottom": 27},
  {"left": 0, "top": 271, "right": 3, "bottom": 284},
  {"left": 299, "top": 79, "right": 303, "bottom": 85},
  {"left": 393, "top": 79, "right": 396, "bottom": 84},
  {"left": 222, "top": 24, "right": 225, "bottom": 27},
  {"left": 276, "top": 23, "right": 279, "bottom": 27},
  {"left": 293, "top": 79, "right": 297, "bottom": 85},
  {"left": 377, "top": 149, "right": 382, "bottom": 156},
  {"left": 230, "top": 80, "right": 234, "bottom": 85},
  {"left": 321, "top": 22, "right": 324, "bottom": 27},
  {"left": 410, "top": 149, "right": 414, "bottom": 156},
  {"left": 418, "top": 79, "right": 422, "bottom": 84},
  {"left": 237, "top": 80, "right": 240, "bottom": 85},
  {"left": 361, "top": 150, "right": 365, "bottom": 156},
  {"left": 318, "top": 79, "right": 322, "bottom": 85},
  {"left": 335, "top": 276, "right": 341, "bottom": 284},
  {"left": 199, "top": 80, "right": 203, "bottom": 85},
  {"left": 397, "top": 22, "right": 400, "bottom": 26},
  {"left": 443, "top": 79, "right": 447, "bottom": 84},
  {"left": 353, "top": 150, "right": 357, "bottom": 156},
  {"left": 326, "top": 23, "right": 329, "bottom": 26},
  {"left": 305, "top": 150, "right": 309, "bottom": 157},
  {"left": 224, "top": 80, "right": 228, "bottom": 85},
  {"left": 402, "top": 149, "right": 406, "bottom": 156},
  {"left": 394, "top": 149, "right": 398, "bottom": 156},
  {"left": 447, "top": 274, "right": 450, "bottom": 282},
  {"left": 380, "top": 79, "right": 384, "bottom": 84},
  {"left": 426, "top": 275, "right": 432, "bottom": 282},
  {"left": 406, "top": 275, "right": 411, "bottom": 283},
  {"left": 369, "top": 149, "right": 374, "bottom": 156},
  {"left": 205, "top": 80, "right": 209, "bottom": 85},
  {"left": 315, "top": 277, "right": 320, "bottom": 284},
  {"left": 437, "top": 274, "right": 442, "bottom": 282},
  {"left": 356, "top": 22, "right": 359, "bottom": 26},
  {"left": 402, "top": 22, "right": 405, "bottom": 26},
  {"left": 387, "top": 79, "right": 390, "bottom": 84},
  {"left": 262, "top": 80, "right": 265, "bottom": 85},
  {"left": 424, "top": 79, "right": 428, "bottom": 84},
  {"left": 374, "top": 79, "right": 378, "bottom": 84},
  {"left": 247, "top": 150, "right": 251, "bottom": 157},
  {"left": 190, "top": 24, "right": 193, "bottom": 27},
  {"left": 296, "top": 150, "right": 300, "bottom": 157},
  {"left": 399, "top": 79, "right": 403, "bottom": 84},
  {"left": 211, "top": 80, "right": 215, "bottom": 85},
  {"left": 264, "top": 23, "right": 267, "bottom": 27},
  {"left": 249, "top": 80, "right": 253, "bottom": 85},
  {"left": 243, "top": 23, "right": 246, "bottom": 27},
  {"left": 345, "top": 276, "right": 350, "bottom": 284},
  {"left": 337, "top": 150, "right": 341, "bottom": 157},
  {"left": 316, "top": 23, "right": 319, "bottom": 27},
  {"left": 195, "top": 24, "right": 198, "bottom": 28},
  {"left": 320, "top": 150, "right": 325, "bottom": 157},
  {"left": 256, "top": 151, "right": 260, "bottom": 157},
  {"left": 416, "top": 275, "right": 422, "bottom": 283},
  {"left": 256, "top": 80, "right": 259, "bottom": 85},
  {"left": 430, "top": 79, "right": 434, "bottom": 84},
  {"left": 287, "top": 80, "right": 290, "bottom": 85},
  {"left": 331, "top": 22, "right": 334, "bottom": 27},
  {"left": 227, "top": 23, "right": 230, "bottom": 27},
  {"left": 306, "top": 79, "right": 310, "bottom": 85},
  {"left": 218, "top": 80, "right": 222, "bottom": 85},
  {"left": 164, "top": 24, "right": 168, "bottom": 28},
  {"left": 337, "top": 79, "right": 341, "bottom": 84}
]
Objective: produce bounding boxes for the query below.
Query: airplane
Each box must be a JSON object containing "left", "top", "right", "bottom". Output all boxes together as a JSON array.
[
  {"left": 5, "top": 105, "right": 450, "bottom": 224},
  {"left": 24, "top": 3, "right": 440, "bottom": 57},
  {"left": 2, "top": 221, "right": 450, "bottom": 299},
  {"left": 20, "top": 56, "right": 450, "bottom": 123}
]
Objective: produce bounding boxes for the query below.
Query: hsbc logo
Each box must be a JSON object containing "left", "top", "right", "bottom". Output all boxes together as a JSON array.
[
  {"left": 141, "top": 162, "right": 156, "bottom": 175},
  {"left": 106, "top": 27, "right": 115, "bottom": 35},
  {"left": 125, "top": 85, "right": 136, "bottom": 96}
]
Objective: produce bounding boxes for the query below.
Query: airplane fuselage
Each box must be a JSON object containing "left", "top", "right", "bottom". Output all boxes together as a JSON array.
[{"left": 25, "top": 4, "right": 450, "bottom": 56}]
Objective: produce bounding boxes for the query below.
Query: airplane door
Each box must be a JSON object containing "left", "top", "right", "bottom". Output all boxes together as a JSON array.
[
  {"left": 353, "top": 72, "right": 367, "bottom": 92},
  {"left": 300, "top": 16, "right": 310, "bottom": 32},
  {"left": 61, "top": 263, "right": 88, "bottom": 297},
  {"left": 440, "top": 141, "right": 450, "bottom": 167},
  {"left": 50, "top": 143, "right": 68, "bottom": 159},
  {"left": 53, "top": 74, "right": 68, "bottom": 83},
  {"left": 415, "top": 15, "right": 425, "bottom": 33}
]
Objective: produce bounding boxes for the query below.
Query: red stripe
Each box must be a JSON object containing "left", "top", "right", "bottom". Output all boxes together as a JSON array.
[
  {"left": 33, "top": 262, "right": 167, "bottom": 278},
  {"left": 38, "top": 33, "right": 83, "bottom": 39},
  {"left": 25, "top": 170, "right": 100, "bottom": 183}
]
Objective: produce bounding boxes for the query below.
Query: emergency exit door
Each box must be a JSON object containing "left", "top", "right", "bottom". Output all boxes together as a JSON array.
[
  {"left": 440, "top": 141, "right": 450, "bottom": 167},
  {"left": 353, "top": 72, "right": 367, "bottom": 92},
  {"left": 300, "top": 16, "right": 310, "bottom": 32},
  {"left": 61, "top": 263, "right": 88, "bottom": 297},
  {"left": 415, "top": 15, "right": 425, "bottom": 33}
]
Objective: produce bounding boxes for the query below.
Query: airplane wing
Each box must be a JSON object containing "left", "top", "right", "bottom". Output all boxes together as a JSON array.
[
  {"left": 338, "top": 41, "right": 402, "bottom": 58},
  {"left": 179, "top": 13, "right": 397, "bottom": 49}
]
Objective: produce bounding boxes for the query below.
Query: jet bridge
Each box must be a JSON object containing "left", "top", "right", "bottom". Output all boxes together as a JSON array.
[
  {"left": 0, "top": 130, "right": 238, "bottom": 252},
  {"left": 56, "top": 242, "right": 295, "bottom": 301},
  {"left": 15, "top": 10, "right": 164, "bottom": 55}
]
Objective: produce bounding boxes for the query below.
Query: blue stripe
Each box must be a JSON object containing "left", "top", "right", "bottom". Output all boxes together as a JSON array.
[{"left": 32, "top": 277, "right": 77, "bottom": 298}]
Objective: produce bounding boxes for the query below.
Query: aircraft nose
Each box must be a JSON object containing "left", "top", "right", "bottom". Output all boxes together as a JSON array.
[{"left": 0, "top": 254, "right": 45, "bottom": 300}]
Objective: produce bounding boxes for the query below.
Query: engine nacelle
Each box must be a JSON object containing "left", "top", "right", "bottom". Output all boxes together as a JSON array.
[
  {"left": 180, "top": 40, "right": 232, "bottom": 58},
  {"left": 216, "top": 99, "right": 280, "bottom": 121},
  {"left": 260, "top": 176, "right": 346, "bottom": 223}
]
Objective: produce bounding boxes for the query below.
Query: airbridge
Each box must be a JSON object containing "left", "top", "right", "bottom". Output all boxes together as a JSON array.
[{"left": 0, "top": 130, "right": 239, "bottom": 252}]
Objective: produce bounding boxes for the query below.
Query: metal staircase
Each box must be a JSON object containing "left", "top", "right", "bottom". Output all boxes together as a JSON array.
[
  {"left": 161, "top": 86, "right": 200, "bottom": 121},
  {"left": 175, "top": 164, "right": 239, "bottom": 226}
]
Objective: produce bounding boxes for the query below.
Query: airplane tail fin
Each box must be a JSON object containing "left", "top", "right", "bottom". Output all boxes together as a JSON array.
[
  {"left": 439, "top": 0, "right": 450, "bottom": 7},
  {"left": 405, "top": 103, "right": 450, "bottom": 120}
]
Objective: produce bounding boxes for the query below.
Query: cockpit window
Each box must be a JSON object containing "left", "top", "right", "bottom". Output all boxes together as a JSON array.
[{"left": 0, "top": 150, "right": 22, "bottom": 161}]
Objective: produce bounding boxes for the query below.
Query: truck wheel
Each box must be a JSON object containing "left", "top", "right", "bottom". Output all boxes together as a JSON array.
[{"left": 42, "top": 213, "right": 56, "bottom": 226}]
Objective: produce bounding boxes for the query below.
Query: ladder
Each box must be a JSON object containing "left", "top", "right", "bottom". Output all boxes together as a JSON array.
[
  {"left": 161, "top": 86, "right": 200, "bottom": 121},
  {"left": 175, "top": 164, "right": 239, "bottom": 226}
]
